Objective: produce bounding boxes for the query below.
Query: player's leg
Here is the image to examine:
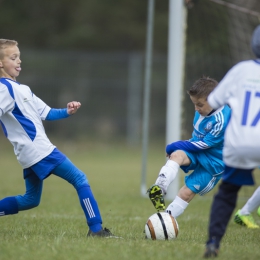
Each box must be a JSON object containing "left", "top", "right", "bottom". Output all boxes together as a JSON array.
[
  {"left": 234, "top": 186, "right": 260, "bottom": 228},
  {"left": 0, "top": 171, "right": 42, "bottom": 216},
  {"left": 167, "top": 167, "right": 221, "bottom": 219},
  {"left": 204, "top": 180, "right": 241, "bottom": 258},
  {"left": 52, "top": 158, "right": 115, "bottom": 237},
  {"left": 15, "top": 172, "right": 43, "bottom": 211},
  {"left": 166, "top": 185, "right": 194, "bottom": 218},
  {"left": 240, "top": 186, "right": 260, "bottom": 214},
  {"left": 147, "top": 150, "right": 191, "bottom": 211}
]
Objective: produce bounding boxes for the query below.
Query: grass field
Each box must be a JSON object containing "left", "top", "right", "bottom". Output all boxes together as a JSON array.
[{"left": 0, "top": 136, "right": 260, "bottom": 260}]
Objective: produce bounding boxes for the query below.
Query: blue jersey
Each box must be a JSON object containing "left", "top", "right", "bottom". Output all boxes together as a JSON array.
[{"left": 166, "top": 105, "right": 231, "bottom": 176}]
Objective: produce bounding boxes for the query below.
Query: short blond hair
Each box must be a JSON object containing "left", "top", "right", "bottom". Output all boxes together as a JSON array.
[{"left": 0, "top": 39, "right": 18, "bottom": 59}]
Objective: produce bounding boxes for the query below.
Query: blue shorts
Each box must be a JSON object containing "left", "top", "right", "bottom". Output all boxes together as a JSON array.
[
  {"left": 23, "top": 148, "right": 66, "bottom": 180},
  {"left": 181, "top": 152, "right": 222, "bottom": 195},
  {"left": 222, "top": 165, "right": 255, "bottom": 186}
]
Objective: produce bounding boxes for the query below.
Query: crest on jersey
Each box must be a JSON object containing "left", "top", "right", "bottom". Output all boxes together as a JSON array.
[{"left": 204, "top": 122, "right": 213, "bottom": 132}]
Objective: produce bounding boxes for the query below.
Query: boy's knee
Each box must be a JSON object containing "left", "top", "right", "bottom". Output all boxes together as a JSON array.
[
  {"left": 72, "top": 171, "right": 89, "bottom": 189},
  {"left": 16, "top": 194, "right": 41, "bottom": 211},
  {"left": 169, "top": 150, "right": 189, "bottom": 165}
]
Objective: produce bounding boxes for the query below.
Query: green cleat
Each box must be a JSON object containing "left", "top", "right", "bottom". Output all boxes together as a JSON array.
[
  {"left": 147, "top": 185, "right": 165, "bottom": 211},
  {"left": 234, "top": 210, "right": 259, "bottom": 229},
  {"left": 257, "top": 207, "right": 260, "bottom": 217}
]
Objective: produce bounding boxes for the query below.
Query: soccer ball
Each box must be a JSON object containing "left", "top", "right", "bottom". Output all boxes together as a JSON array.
[{"left": 145, "top": 212, "right": 179, "bottom": 240}]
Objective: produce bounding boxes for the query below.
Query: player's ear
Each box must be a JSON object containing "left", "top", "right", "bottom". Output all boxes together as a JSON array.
[{"left": 0, "top": 61, "right": 3, "bottom": 68}]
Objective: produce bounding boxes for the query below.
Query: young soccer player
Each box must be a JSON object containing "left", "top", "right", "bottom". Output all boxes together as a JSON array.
[
  {"left": 147, "top": 77, "right": 231, "bottom": 219},
  {"left": 203, "top": 24, "right": 260, "bottom": 258},
  {"left": 234, "top": 186, "right": 260, "bottom": 229},
  {"left": 0, "top": 39, "right": 116, "bottom": 237}
]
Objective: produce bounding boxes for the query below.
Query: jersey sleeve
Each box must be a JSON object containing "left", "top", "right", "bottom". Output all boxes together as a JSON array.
[
  {"left": 0, "top": 84, "right": 15, "bottom": 117},
  {"left": 166, "top": 107, "right": 230, "bottom": 155},
  {"left": 32, "top": 93, "right": 51, "bottom": 120},
  {"left": 46, "top": 108, "right": 70, "bottom": 120},
  {"left": 166, "top": 140, "right": 202, "bottom": 154}
]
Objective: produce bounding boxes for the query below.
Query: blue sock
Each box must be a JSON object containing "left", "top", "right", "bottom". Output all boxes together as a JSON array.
[
  {"left": 77, "top": 184, "right": 103, "bottom": 232},
  {"left": 0, "top": 197, "right": 19, "bottom": 216}
]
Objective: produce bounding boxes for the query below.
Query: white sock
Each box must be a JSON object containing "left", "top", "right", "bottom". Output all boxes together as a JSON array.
[
  {"left": 155, "top": 160, "right": 179, "bottom": 194},
  {"left": 166, "top": 196, "right": 189, "bottom": 218},
  {"left": 240, "top": 186, "right": 260, "bottom": 215}
]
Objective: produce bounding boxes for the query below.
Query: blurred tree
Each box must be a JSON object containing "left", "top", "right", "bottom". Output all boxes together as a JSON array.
[{"left": 0, "top": 0, "right": 168, "bottom": 52}]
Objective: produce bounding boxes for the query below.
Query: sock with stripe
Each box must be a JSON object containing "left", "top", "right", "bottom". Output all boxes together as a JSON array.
[
  {"left": 166, "top": 196, "right": 188, "bottom": 218},
  {"left": 155, "top": 160, "right": 179, "bottom": 194},
  {"left": 0, "top": 196, "right": 19, "bottom": 216},
  {"left": 77, "top": 184, "right": 103, "bottom": 232}
]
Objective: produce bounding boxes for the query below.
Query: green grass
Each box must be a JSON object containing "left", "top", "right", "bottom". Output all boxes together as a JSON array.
[{"left": 0, "top": 137, "right": 260, "bottom": 260}]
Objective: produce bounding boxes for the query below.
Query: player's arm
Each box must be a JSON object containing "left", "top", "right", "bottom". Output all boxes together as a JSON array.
[
  {"left": 166, "top": 109, "right": 229, "bottom": 155},
  {"left": 46, "top": 108, "right": 69, "bottom": 121},
  {"left": 166, "top": 140, "right": 208, "bottom": 155},
  {"left": 46, "top": 101, "right": 81, "bottom": 120}
]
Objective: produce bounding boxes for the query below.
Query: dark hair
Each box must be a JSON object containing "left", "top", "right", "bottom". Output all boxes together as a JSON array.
[{"left": 187, "top": 76, "right": 218, "bottom": 99}]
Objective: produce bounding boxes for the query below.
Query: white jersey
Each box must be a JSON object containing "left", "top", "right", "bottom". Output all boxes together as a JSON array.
[
  {"left": 0, "top": 78, "right": 55, "bottom": 168},
  {"left": 208, "top": 60, "right": 260, "bottom": 169}
]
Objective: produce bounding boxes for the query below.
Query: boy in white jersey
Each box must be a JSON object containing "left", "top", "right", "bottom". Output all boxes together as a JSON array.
[
  {"left": 147, "top": 77, "right": 231, "bottom": 219},
  {"left": 204, "top": 25, "right": 260, "bottom": 258},
  {"left": 0, "top": 39, "right": 117, "bottom": 237}
]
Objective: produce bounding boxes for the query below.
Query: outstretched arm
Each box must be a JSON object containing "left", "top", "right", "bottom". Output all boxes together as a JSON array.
[{"left": 46, "top": 101, "right": 81, "bottom": 120}]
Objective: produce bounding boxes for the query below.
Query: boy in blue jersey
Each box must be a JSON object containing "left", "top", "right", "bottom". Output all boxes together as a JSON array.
[
  {"left": 0, "top": 39, "right": 117, "bottom": 237},
  {"left": 147, "top": 77, "right": 231, "bottom": 220}
]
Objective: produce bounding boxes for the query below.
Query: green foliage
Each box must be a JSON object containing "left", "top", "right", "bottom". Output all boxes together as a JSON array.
[
  {"left": 0, "top": 138, "right": 260, "bottom": 260},
  {"left": 0, "top": 0, "right": 168, "bottom": 51}
]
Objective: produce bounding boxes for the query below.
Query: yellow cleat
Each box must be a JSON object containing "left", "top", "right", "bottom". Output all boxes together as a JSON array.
[
  {"left": 257, "top": 207, "right": 260, "bottom": 217},
  {"left": 147, "top": 185, "right": 165, "bottom": 211},
  {"left": 234, "top": 210, "right": 259, "bottom": 229}
]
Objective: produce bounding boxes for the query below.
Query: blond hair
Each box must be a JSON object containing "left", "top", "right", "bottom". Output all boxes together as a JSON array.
[{"left": 0, "top": 39, "right": 18, "bottom": 59}]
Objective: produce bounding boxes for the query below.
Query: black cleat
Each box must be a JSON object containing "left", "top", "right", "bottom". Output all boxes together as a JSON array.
[
  {"left": 147, "top": 185, "right": 165, "bottom": 211},
  {"left": 87, "top": 227, "right": 120, "bottom": 238},
  {"left": 203, "top": 243, "right": 219, "bottom": 258}
]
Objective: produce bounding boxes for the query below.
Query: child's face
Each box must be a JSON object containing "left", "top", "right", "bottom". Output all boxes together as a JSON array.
[
  {"left": 189, "top": 95, "right": 213, "bottom": 116},
  {"left": 0, "top": 45, "right": 21, "bottom": 80}
]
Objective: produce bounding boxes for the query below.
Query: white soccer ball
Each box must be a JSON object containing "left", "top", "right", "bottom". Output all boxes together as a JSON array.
[{"left": 145, "top": 212, "right": 179, "bottom": 240}]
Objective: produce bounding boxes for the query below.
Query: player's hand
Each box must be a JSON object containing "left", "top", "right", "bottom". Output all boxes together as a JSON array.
[{"left": 67, "top": 101, "right": 81, "bottom": 115}]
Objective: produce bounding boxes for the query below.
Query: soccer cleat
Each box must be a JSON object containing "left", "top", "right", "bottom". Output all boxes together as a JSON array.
[
  {"left": 257, "top": 207, "right": 260, "bottom": 217},
  {"left": 87, "top": 227, "right": 119, "bottom": 238},
  {"left": 147, "top": 185, "right": 165, "bottom": 211},
  {"left": 203, "top": 243, "right": 219, "bottom": 258},
  {"left": 234, "top": 210, "right": 259, "bottom": 228}
]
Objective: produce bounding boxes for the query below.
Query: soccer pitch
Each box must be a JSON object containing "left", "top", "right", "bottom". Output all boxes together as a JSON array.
[{"left": 0, "top": 137, "right": 259, "bottom": 260}]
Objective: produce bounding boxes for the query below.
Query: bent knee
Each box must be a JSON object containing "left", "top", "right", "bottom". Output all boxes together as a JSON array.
[
  {"left": 170, "top": 150, "right": 190, "bottom": 165},
  {"left": 71, "top": 171, "right": 89, "bottom": 189},
  {"left": 16, "top": 195, "right": 41, "bottom": 211}
]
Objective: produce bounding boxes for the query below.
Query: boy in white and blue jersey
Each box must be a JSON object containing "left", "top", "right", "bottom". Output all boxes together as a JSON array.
[
  {"left": 204, "top": 25, "right": 260, "bottom": 258},
  {"left": 0, "top": 39, "right": 116, "bottom": 237},
  {"left": 147, "top": 77, "right": 231, "bottom": 219}
]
